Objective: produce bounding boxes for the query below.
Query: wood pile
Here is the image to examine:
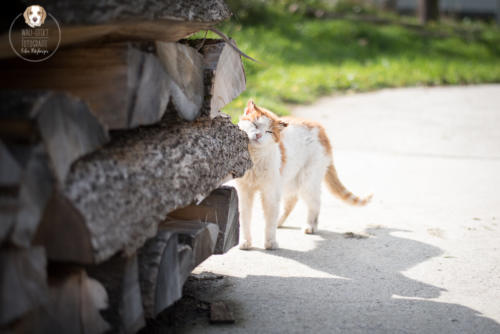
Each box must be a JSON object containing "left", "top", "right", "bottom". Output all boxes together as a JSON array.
[{"left": 0, "top": 0, "right": 250, "bottom": 332}]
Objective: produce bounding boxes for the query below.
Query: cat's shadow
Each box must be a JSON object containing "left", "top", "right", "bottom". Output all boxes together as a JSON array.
[
  {"left": 256, "top": 227, "right": 444, "bottom": 299},
  {"left": 241, "top": 226, "right": 500, "bottom": 332},
  {"left": 162, "top": 225, "right": 500, "bottom": 333}
]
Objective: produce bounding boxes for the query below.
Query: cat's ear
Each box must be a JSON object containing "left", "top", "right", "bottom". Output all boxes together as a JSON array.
[
  {"left": 277, "top": 121, "right": 288, "bottom": 131},
  {"left": 245, "top": 99, "right": 255, "bottom": 115}
]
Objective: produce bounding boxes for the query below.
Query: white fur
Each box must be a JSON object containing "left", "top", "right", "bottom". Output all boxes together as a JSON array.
[
  {"left": 24, "top": 5, "right": 46, "bottom": 28},
  {"left": 236, "top": 116, "right": 332, "bottom": 250}
]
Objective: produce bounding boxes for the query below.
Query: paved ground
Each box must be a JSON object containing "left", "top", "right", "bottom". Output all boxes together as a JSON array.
[{"left": 183, "top": 85, "right": 500, "bottom": 333}]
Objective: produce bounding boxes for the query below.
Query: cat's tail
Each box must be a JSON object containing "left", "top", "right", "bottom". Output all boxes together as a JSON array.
[{"left": 324, "top": 164, "right": 373, "bottom": 206}]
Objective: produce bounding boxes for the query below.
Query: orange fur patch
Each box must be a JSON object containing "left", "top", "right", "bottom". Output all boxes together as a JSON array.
[{"left": 279, "top": 140, "right": 286, "bottom": 174}]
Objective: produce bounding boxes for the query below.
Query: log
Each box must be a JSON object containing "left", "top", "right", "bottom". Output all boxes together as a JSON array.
[
  {"left": 138, "top": 230, "right": 182, "bottom": 319},
  {"left": 138, "top": 221, "right": 218, "bottom": 318},
  {"left": 1, "top": 144, "right": 53, "bottom": 248},
  {"left": 197, "top": 39, "right": 246, "bottom": 118},
  {"left": 0, "top": 44, "right": 170, "bottom": 130},
  {"left": 0, "top": 0, "right": 231, "bottom": 59},
  {"left": 156, "top": 38, "right": 247, "bottom": 120},
  {"left": 35, "top": 189, "right": 94, "bottom": 263},
  {"left": 8, "top": 144, "right": 53, "bottom": 248},
  {"left": 38, "top": 267, "right": 110, "bottom": 334},
  {"left": 177, "top": 244, "right": 194, "bottom": 287},
  {"left": 1, "top": 91, "right": 108, "bottom": 248},
  {"left": 0, "top": 91, "right": 108, "bottom": 183},
  {"left": 0, "top": 141, "right": 21, "bottom": 243},
  {"left": 86, "top": 254, "right": 145, "bottom": 334},
  {"left": 37, "top": 114, "right": 251, "bottom": 264},
  {"left": 167, "top": 186, "right": 240, "bottom": 254},
  {"left": 37, "top": 93, "right": 108, "bottom": 183},
  {"left": 0, "top": 247, "right": 47, "bottom": 326},
  {"left": 21, "top": 0, "right": 231, "bottom": 25},
  {"left": 156, "top": 41, "right": 204, "bottom": 121},
  {"left": 160, "top": 220, "right": 219, "bottom": 267}
]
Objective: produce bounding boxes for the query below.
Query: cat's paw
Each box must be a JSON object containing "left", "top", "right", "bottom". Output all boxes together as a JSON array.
[
  {"left": 303, "top": 226, "right": 317, "bottom": 234},
  {"left": 264, "top": 239, "right": 279, "bottom": 250},
  {"left": 239, "top": 240, "right": 253, "bottom": 250}
]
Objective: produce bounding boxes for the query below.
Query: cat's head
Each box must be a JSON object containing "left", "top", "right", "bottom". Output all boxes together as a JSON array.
[{"left": 239, "top": 100, "right": 288, "bottom": 146}]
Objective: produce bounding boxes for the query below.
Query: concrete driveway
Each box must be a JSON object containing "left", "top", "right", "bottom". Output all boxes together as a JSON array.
[{"left": 183, "top": 85, "right": 500, "bottom": 333}]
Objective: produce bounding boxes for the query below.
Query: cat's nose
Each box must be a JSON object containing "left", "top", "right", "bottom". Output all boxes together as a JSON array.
[{"left": 255, "top": 133, "right": 262, "bottom": 140}]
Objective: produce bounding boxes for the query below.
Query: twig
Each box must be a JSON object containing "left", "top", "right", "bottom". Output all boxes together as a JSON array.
[{"left": 208, "top": 27, "right": 260, "bottom": 63}]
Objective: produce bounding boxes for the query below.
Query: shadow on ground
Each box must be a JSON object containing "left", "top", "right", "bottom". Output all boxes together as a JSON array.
[{"left": 142, "top": 227, "right": 500, "bottom": 333}]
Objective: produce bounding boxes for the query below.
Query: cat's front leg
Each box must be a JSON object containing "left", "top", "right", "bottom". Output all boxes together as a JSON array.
[
  {"left": 261, "top": 188, "right": 281, "bottom": 250},
  {"left": 236, "top": 184, "right": 255, "bottom": 250}
]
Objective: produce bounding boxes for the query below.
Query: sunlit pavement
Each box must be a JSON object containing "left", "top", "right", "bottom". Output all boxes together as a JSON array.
[{"left": 187, "top": 85, "right": 500, "bottom": 333}]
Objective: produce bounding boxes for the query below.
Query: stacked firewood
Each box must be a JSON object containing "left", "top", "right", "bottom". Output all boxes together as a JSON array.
[{"left": 0, "top": 0, "right": 250, "bottom": 333}]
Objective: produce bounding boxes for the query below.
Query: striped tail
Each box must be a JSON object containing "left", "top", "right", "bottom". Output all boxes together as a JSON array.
[{"left": 324, "top": 164, "right": 372, "bottom": 206}]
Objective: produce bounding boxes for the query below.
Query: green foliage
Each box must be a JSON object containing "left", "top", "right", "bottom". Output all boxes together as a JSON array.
[{"left": 206, "top": 4, "right": 500, "bottom": 121}]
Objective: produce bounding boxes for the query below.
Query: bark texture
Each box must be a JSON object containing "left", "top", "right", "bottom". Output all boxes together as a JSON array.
[
  {"left": 24, "top": 0, "right": 231, "bottom": 24},
  {"left": 63, "top": 114, "right": 251, "bottom": 262}
]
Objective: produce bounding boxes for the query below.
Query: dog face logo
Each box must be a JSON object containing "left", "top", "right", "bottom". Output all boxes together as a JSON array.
[{"left": 23, "top": 5, "right": 47, "bottom": 28}]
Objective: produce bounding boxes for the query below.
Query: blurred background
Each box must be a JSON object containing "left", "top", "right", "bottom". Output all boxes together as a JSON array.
[{"left": 195, "top": 0, "right": 500, "bottom": 120}]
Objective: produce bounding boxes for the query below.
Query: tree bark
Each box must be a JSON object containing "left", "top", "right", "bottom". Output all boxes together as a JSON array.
[
  {"left": 0, "top": 0, "right": 232, "bottom": 59},
  {"left": 20, "top": 0, "right": 231, "bottom": 25},
  {"left": 418, "top": 0, "right": 440, "bottom": 24},
  {"left": 38, "top": 114, "right": 251, "bottom": 264}
]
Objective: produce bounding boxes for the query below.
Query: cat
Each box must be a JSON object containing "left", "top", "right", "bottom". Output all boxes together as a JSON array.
[{"left": 235, "top": 99, "right": 372, "bottom": 250}]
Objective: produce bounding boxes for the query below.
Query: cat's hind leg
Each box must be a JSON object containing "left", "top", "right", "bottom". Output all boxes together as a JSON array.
[
  {"left": 237, "top": 185, "right": 256, "bottom": 250},
  {"left": 277, "top": 194, "right": 298, "bottom": 228},
  {"left": 299, "top": 178, "right": 322, "bottom": 235}
]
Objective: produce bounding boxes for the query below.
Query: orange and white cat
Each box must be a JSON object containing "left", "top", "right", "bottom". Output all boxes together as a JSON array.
[{"left": 235, "top": 100, "right": 371, "bottom": 250}]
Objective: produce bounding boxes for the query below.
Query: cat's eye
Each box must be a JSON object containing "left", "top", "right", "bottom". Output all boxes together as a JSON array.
[{"left": 266, "top": 131, "right": 273, "bottom": 134}]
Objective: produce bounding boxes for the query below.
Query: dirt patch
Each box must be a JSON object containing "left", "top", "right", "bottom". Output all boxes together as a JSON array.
[
  {"left": 427, "top": 228, "right": 445, "bottom": 238},
  {"left": 343, "top": 232, "right": 369, "bottom": 239},
  {"left": 138, "top": 273, "right": 235, "bottom": 333}
]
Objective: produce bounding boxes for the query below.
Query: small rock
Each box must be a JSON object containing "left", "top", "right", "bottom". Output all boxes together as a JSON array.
[{"left": 210, "top": 301, "right": 235, "bottom": 324}]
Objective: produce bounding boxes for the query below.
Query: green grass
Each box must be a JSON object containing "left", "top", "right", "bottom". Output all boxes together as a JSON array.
[{"left": 199, "top": 9, "right": 500, "bottom": 121}]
